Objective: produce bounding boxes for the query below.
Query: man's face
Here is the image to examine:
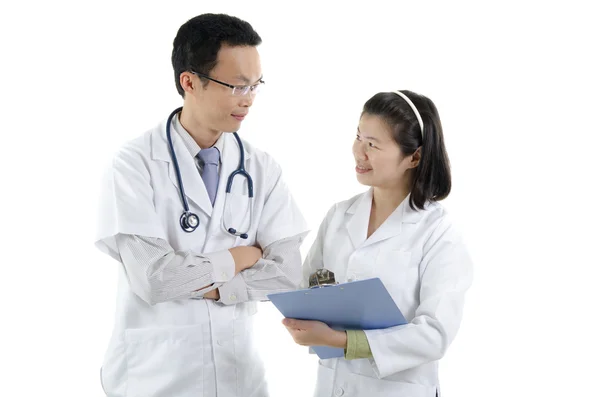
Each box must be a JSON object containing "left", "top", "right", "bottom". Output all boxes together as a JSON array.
[{"left": 184, "top": 44, "right": 263, "bottom": 133}]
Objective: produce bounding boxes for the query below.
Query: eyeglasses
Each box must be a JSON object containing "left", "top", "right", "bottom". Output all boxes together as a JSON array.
[{"left": 191, "top": 71, "right": 264, "bottom": 96}]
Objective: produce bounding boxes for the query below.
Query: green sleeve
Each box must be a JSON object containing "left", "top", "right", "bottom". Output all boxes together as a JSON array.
[{"left": 344, "top": 330, "right": 373, "bottom": 360}]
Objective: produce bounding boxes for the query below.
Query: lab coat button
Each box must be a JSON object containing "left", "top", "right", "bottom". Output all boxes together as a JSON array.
[
  {"left": 230, "top": 294, "right": 237, "bottom": 301},
  {"left": 222, "top": 272, "right": 228, "bottom": 278},
  {"left": 217, "top": 340, "right": 223, "bottom": 346},
  {"left": 334, "top": 387, "right": 344, "bottom": 396}
]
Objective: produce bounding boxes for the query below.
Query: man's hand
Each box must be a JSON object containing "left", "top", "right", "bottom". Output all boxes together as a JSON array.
[
  {"left": 229, "top": 246, "right": 263, "bottom": 274},
  {"left": 203, "top": 289, "right": 220, "bottom": 300},
  {"left": 282, "top": 319, "right": 348, "bottom": 348},
  {"left": 199, "top": 246, "right": 262, "bottom": 300}
]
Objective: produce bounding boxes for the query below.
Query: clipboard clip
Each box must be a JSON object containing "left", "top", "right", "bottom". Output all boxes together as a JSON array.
[{"left": 308, "top": 269, "right": 338, "bottom": 289}]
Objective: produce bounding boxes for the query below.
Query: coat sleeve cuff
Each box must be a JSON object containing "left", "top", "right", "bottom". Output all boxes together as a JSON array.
[
  {"left": 217, "top": 273, "right": 249, "bottom": 305},
  {"left": 204, "top": 249, "right": 235, "bottom": 283},
  {"left": 344, "top": 330, "right": 373, "bottom": 360}
]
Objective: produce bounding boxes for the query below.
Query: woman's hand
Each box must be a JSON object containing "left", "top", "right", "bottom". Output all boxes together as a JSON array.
[{"left": 282, "top": 318, "right": 347, "bottom": 348}]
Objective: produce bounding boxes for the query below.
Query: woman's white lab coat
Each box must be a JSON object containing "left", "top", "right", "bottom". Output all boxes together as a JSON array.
[{"left": 303, "top": 189, "right": 473, "bottom": 397}]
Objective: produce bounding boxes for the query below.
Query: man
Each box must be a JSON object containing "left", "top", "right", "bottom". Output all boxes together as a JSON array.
[{"left": 95, "top": 13, "right": 308, "bottom": 397}]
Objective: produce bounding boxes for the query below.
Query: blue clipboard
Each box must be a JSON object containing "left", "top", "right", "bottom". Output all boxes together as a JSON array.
[{"left": 267, "top": 277, "right": 407, "bottom": 359}]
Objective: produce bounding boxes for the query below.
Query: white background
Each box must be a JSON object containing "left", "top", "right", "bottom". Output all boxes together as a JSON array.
[{"left": 1, "top": 1, "right": 599, "bottom": 396}]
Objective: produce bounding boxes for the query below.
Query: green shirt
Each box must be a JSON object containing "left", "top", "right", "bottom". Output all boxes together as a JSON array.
[{"left": 344, "top": 330, "right": 373, "bottom": 360}]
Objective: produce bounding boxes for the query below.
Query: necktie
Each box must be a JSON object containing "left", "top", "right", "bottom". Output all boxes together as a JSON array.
[{"left": 196, "top": 147, "right": 220, "bottom": 206}]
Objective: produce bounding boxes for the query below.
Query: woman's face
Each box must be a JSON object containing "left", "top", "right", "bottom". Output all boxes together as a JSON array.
[{"left": 353, "top": 113, "right": 418, "bottom": 190}]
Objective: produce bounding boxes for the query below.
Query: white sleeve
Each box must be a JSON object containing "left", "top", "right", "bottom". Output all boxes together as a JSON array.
[
  {"left": 93, "top": 147, "right": 236, "bottom": 305},
  {"left": 365, "top": 216, "right": 474, "bottom": 378},
  {"left": 94, "top": 147, "right": 167, "bottom": 262},
  {"left": 256, "top": 161, "right": 309, "bottom": 249},
  {"left": 217, "top": 231, "right": 308, "bottom": 305},
  {"left": 116, "top": 234, "right": 235, "bottom": 305}
]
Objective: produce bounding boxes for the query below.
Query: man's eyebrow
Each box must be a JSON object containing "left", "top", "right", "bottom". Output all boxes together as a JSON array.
[{"left": 236, "top": 74, "right": 264, "bottom": 84}]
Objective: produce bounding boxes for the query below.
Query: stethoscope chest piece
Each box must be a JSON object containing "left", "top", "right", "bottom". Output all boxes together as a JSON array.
[{"left": 180, "top": 212, "right": 199, "bottom": 233}]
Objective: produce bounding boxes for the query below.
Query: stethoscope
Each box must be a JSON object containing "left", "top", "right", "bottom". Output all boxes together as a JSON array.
[{"left": 166, "top": 107, "right": 254, "bottom": 238}]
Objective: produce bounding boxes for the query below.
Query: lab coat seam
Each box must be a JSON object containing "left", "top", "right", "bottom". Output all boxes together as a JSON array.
[
  {"left": 232, "top": 320, "right": 240, "bottom": 397},
  {"left": 418, "top": 216, "right": 449, "bottom": 279},
  {"left": 124, "top": 338, "right": 130, "bottom": 397}
]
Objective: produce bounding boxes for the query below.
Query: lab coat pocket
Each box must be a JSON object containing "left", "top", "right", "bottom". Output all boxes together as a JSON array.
[
  {"left": 124, "top": 325, "right": 205, "bottom": 397},
  {"left": 314, "top": 361, "right": 336, "bottom": 397},
  {"left": 350, "top": 370, "right": 436, "bottom": 397}
]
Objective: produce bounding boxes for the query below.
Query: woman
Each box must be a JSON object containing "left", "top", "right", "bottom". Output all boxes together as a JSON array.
[{"left": 283, "top": 90, "right": 473, "bottom": 397}]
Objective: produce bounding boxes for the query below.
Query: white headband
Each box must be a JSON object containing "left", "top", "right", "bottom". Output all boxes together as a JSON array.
[{"left": 392, "top": 91, "right": 424, "bottom": 138}]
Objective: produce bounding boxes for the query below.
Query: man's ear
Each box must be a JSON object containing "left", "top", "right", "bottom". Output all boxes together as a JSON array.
[{"left": 180, "top": 71, "right": 197, "bottom": 96}]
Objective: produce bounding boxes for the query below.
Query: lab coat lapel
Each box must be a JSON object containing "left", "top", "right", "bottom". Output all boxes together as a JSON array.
[
  {"left": 362, "top": 193, "right": 424, "bottom": 248},
  {"left": 362, "top": 201, "right": 406, "bottom": 249},
  {"left": 345, "top": 189, "right": 373, "bottom": 249},
  {"left": 151, "top": 120, "right": 213, "bottom": 218},
  {"left": 344, "top": 190, "right": 426, "bottom": 250}
]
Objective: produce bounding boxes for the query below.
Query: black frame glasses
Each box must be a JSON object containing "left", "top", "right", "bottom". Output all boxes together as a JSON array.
[{"left": 191, "top": 71, "right": 264, "bottom": 96}]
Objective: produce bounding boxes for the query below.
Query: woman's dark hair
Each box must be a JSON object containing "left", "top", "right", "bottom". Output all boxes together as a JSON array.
[
  {"left": 171, "top": 13, "right": 262, "bottom": 97},
  {"left": 362, "top": 90, "right": 451, "bottom": 210}
]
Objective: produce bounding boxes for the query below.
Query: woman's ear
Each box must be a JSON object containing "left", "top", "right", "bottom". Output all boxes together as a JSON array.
[{"left": 408, "top": 147, "right": 422, "bottom": 169}]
